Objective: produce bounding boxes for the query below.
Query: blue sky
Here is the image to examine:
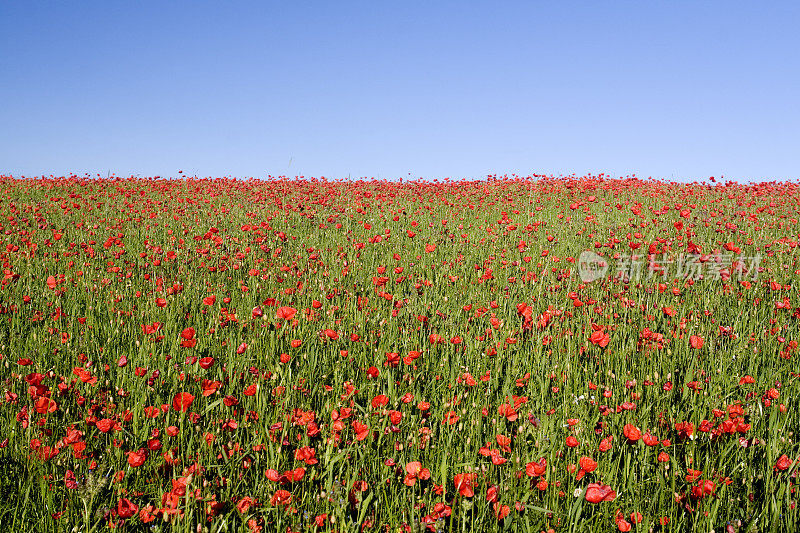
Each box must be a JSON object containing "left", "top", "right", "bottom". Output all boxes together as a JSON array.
[{"left": 1, "top": 1, "right": 798, "bottom": 181}]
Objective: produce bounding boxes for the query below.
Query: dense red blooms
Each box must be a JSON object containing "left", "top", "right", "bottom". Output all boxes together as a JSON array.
[{"left": 2, "top": 175, "right": 796, "bottom": 530}]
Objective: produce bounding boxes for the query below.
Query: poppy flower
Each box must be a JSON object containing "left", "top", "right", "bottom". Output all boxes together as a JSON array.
[
  {"left": 493, "top": 503, "right": 510, "bottom": 520},
  {"left": 235, "top": 496, "right": 254, "bottom": 514},
  {"left": 403, "top": 461, "right": 431, "bottom": 486},
  {"left": 453, "top": 473, "right": 476, "bottom": 497},
  {"left": 623, "top": 424, "right": 642, "bottom": 442},
  {"left": 685, "top": 468, "right": 702, "bottom": 483},
  {"left": 127, "top": 449, "right": 147, "bottom": 468},
  {"left": 576, "top": 456, "right": 598, "bottom": 480},
  {"left": 525, "top": 458, "right": 547, "bottom": 477},
  {"left": 172, "top": 392, "right": 194, "bottom": 412},
  {"left": 116, "top": 498, "right": 139, "bottom": 519},
  {"left": 642, "top": 432, "right": 659, "bottom": 446},
  {"left": 589, "top": 324, "right": 610, "bottom": 347},
  {"left": 295, "top": 446, "right": 318, "bottom": 465},
  {"left": 96, "top": 418, "right": 114, "bottom": 433},
  {"left": 180, "top": 327, "right": 196, "bottom": 348},
  {"left": 689, "top": 335, "right": 704, "bottom": 349},
  {"left": 371, "top": 395, "right": 389, "bottom": 408},
  {"left": 34, "top": 397, "right": 58, "bottom": 414},
  {"left": 585, "top": 483, "right": 617, "bottom": 503},
  {"left": 496, "top": 433, "right": 512, "bottom": 453},
  {"left": 497, "top": 403, "right": 518, "bottom": 422},
  {"left": 276, "top": 306, "right": 297, "bottom": 321},
  {"left": 270, "top": 489, "right": 292, "bottom": 506},
  {"left": 201, "top": 379, "right": 221, "bottom": 397},
  {"left": 616, "top": 518, "right": 632, "bottom": 532},
  {"left": 489, "top": 449, "right": 507, "bottom": 465},
  {"left": 353, "top": 420, "right": 370, "bottom": 441},
  {"left": 321, "top": 329, "right": 339, "bottom": 340},
  {"left": 775, "top": 454, "right": 792, "bottom": 471},
  {"left": 443, "top": 411, "right": 460, "bottom": 425}
]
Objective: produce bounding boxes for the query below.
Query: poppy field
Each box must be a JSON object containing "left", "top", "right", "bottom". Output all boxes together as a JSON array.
[{"left": 1, "top": 174, "right": 799, "bottom": 532}]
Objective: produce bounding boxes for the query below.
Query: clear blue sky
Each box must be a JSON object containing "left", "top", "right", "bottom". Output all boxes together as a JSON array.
[{"left": 2, "top": 1, "right": 798, "bottom": 181}]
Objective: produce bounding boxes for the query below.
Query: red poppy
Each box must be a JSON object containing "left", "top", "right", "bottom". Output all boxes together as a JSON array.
[
  {"left": 201, "top": 379, "right": 221, "bottom": 397},
  {"left": 96, "top": 418, "right": 114, "bottom": 433},
  {"left": 235, "top": 496, "right": 254, "bottom": 514},
  {"left": 497, "top": 403, "right": 518, "bottom": 422},
  {"left": 295, "top": 446, "right": 318, "bottom": 465},
  {"left": 127, "top": 449, "right": 147, "bottom": 468},
  {"left": 616, "top": 518, "right": 631, "bottom": 532},
  {"left": 321, "top": 329, "right": 339, "bottom": 340},
  {"left": 623, "top": 424, "right": 642, "bottom": 442},
  {"left": 371, "top": 395, "right": 389, "bottom": 408},
  {"left": 775, "top": 454, "right": 792, "bottom": 471},
  {"left": 403, "top": 461, "right": 431, "bottom": 486},
  {"left": 116, "top": 498, "right": 139, "bottom": 519},
  {"left": 270, "top": 489, "right": 292, "bottom": 506},
  {"left": 34, "top": 396, "right": 58, "bottom": 414},
  {"left": 276, "top": 306, "right": 297, "bottom": 320},
  {"left": 443, "top": 411, "right": 460, "bottom": 425},
  {"left": 685, "top": 468, "right": 702, "bottom": 483},
  {"left": 576, "top": 456, "right": 598, "bottom": 480},
  {"left": 525, "top": 458, "right": 547, "bottom": 477},
  {"left": 642, "top": 432, "right": 659, "bottom": 446},
  {"left": 180, "top": 327, "right": 196, "bottom": 348},
  {"left": 353, "top": 420, "right": 370, "bottom": 441},
  {"left": 690, "top": 335, "right": 704, "bottom": 349},
  {"left": 172, "top": 392, "right": 194, "bottom": 412},
  {"left": 453, "top": 473, "right": 476, "bottom": 497},
  {"left": 493, "top": 503, "right": 510, "bottom": 520},
  {"left": 585, "top": 483, "right": 617, "bottom": 503}
]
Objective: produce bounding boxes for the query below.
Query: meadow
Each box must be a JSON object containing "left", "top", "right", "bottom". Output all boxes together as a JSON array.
[{"left": 0, "top": 175, "right": 798, "bottom": 532}]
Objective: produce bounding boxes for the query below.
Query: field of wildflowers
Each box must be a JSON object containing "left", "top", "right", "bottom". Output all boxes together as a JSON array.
[{"left": 0, "top": 175, "right": 798, "bottom": 532}]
